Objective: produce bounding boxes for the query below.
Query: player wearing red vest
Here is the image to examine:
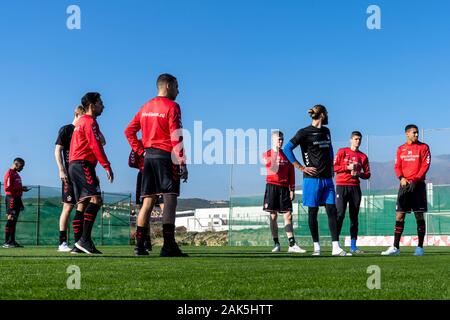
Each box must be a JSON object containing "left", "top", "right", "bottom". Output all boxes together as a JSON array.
[
  {"left": 68, "top": 92, "right": 114, "bottom": 254},
  {"left": 334, "top": 131, "right": 371, "bottom": 254},
  {"left": 54, "top": 105, "right": 85, "bottom": 252},
  {"left": 3, "top": 158, "right": 31, "bottom": 248},
  {"left": 125, "top": 73, "right": 188, "bottom": 257},
  {"left": 263, "top": 131, "right": 306, "bottom": 254},
  {"left": 382, "top": 124, "right": 431, "bottom": 256}
]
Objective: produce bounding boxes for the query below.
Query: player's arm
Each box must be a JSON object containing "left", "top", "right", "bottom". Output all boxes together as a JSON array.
[
  {"left": 333, "top": 149, "right": 348, "bottom": 173},
  {"left": 87, "top": 120, "right": 114, "bottom": 183},
  {"left": 413, "top": 145, "right": 431, "bottom": 183},
  {"left": 359, "top": 156, "right": 371, "bottom": 180},
  {"left": 169, "top": 104, "right": 188, "bottom": 182},
  {"left": 54, "top": 145, "right": 68, "bottom": 182},
  {"left": 124, "top": 110, "right": 145, "bottom": 157},
  {"left": 283, "top": 130, "right": 317, "bottom": 175},
  {"left": 395, "top": 148, "right": 408, "bottom": 187},
  {"left": 288, "top": 162, "right": 295, "bottom": 201}
]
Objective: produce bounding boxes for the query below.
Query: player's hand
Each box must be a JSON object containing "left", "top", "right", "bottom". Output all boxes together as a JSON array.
[
  {"left": 106, "top": 168, "right": 114, "bottom": 183},
  {"left": 290, "top": 191, "right": 295, "bottom": 201},
  {"left": 347, "top": 163, "right": 356, "bottom": 171},
  {"left": 59, "top": 169, "right": 69, "bottom": 184},
  {"left": 179, "top": 164, "right": 188, "bottom": 183},
  {"left": 351, "top": 170, "right": 359, "bottom": 177},
  {"left": 400, "top": 177, "right": 409, "bottom": 188},
  {"left": 302, "top": 167, "right": 318, "bottom": 176},
  {"left": 22, "top": 186, "right": 31, "bottom": 192}
]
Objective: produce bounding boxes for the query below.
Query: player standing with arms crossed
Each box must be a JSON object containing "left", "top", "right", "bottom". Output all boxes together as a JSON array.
[
  {"left": 334, "top": 131, "right": 371, "bottom": 254},
  {"left": 125, "top": 73, "right": 188, "bottom": 257},
  {"left": 382, "top": 124, "right": 431, "bottom": 256},
  {"left": 283, "top": 105, "right": 351, "bottom": 256},
  {"left": 69, "top": 92, "right": 114, "bottom": 254},
  {"left": 263, "top": 131, "right": 306, "bottom": 253}
]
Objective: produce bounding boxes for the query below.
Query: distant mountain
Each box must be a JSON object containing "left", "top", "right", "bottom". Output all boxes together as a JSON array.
[{"left": 368, "top": 154, "right": 450, "bottom": 190}]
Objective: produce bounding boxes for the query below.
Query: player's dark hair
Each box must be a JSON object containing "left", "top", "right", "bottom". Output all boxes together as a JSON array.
[
  {"left": 405, "top": 124, "right": 418, "bottom": 132},
  {"left": 272, "top": 130, "right": 284, "bottom": 137},
  {"left": 74, "top": 105, "right": 85, "bottom": 117},
  {"left": 157, "top": 73, "right": 177, "bottom": 88},
  {"left": 81, "top": 92, "right": 101, "bottom": 109},
  {"left": 351, "top": 131, "right": 362, "bottom": 138},
  {"left": 13, "top": 158, "right": 25, "bottom": 164},
  {"left": 308, "top": 104, "right": 327, "bottom": 120}
]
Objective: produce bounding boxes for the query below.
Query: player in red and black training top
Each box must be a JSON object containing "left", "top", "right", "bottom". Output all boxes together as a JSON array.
[
  {"left": 334, "top": 131, "right": 371, "bottom": 254},
  {"left": 54, "top": 105, "right": 85, "bottom": 252},
  {"left": 263, "top": 131, "right": 306, "bottom": 254},
  {"left": 382, "top": 125, "right": 431, "bottom": 256},
  {"left": 125, "top": 73, "right": 188, "bottom": 257},
  {"left": 69, "top": 92, "right": 114, "bottom": 254},
  {"left": 3, "top": 158, "right": 31, "bottom": 248}
]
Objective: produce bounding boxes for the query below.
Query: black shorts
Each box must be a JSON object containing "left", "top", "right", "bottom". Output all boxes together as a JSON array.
[
  {"left": 263, "top": 184, "right": 292, "bottom": 213},
  {"left": 5, "top": 196, "right": 24, "bottom": 217},
  {"left": 61, "top": 177, "right": 76, "bottom": 205},
  {"left": 141, "top": 148, "right": 180, "bottom": 197},
  {"left": 136, "top": 171, "right": 143, "bottom": 205},
  {"left": 396, "top": 181, "right": 427, "bottom": 213},
  {"left": 336, "top": 185, "right": 362, "bottom": 214},
  {"left": 68, "top": 160, "right": 101, "bottom": 204}
]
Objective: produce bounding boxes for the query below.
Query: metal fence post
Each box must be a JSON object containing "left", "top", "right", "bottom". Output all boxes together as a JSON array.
[
  {"left": 36, "top": 185, "right": 41, "bottom": 246},
  {"left": 101, "top": 191, "right": 104, "bottom": 246}
]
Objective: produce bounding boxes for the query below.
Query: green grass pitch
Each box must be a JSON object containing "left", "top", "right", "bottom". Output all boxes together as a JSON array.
[{"left": 0, "top": 246, "right": 449, "bottom": 300}]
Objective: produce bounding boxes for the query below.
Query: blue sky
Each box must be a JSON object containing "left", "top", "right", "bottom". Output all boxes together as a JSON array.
[{"left": 1, "top": 0, "right": 450, "bottom": 200}]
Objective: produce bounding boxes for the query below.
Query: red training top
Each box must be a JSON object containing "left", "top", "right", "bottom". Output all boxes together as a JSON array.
[
  {"left": 124, "top": 96, "right": 185, "bottom": 164},
  {"left": 69, "top": 115, "right": 111, "bottom": 171},
  {"left": 4, "top": 169, "right": 23, "bottom": 197},
  {"left": 334, "top": 147, "right": 371, "bottom": 186},
  {"left": 394, "top": 142, "right": 431, "bottom": 182},
  {"left": 263, "top": 149, "right": 295, "bottom": 190}
]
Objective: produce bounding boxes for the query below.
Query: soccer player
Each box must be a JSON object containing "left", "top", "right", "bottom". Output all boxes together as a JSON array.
[
  {"left": 54, "top": 105, "right": 85, "bottom": 252},
  {"left": 334, "top": 131, "right": 371, "bottom": 254},
  {"left": 283, "top": 105, "right": 351, "bottom": 256},
  {"left": 125, "top": 73, "right": 188, "bottom": 257},
  {"left": 381, "top": 124, "right": 431, "bottom": 256},
  {"left": 128, "top": 147, "right": 152, "bottom": 251},
  {"left": 69, "top": 92, "right": 114, "bottom": 254},
  {"left": 263, "top": 131, "right": 306, "bottom": 254},
  {"left": 3, "top": 158, "right": 31, "bottom": 248}
]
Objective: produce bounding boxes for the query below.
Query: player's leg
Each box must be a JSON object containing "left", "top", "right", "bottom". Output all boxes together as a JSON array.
[
  {"left": 335, "top": 185, "right": 348, "bottom": 238},
  {"left": 135, "top": 195, "right": 157, "bottom": 255},
  {"left": 303, "top": 178, "right": 321, "bottom": 255},
  {"left": 322, "top": 179, "right": 351, "bottom": 256},
  {"left": 284, "top": 211, "right": 306, "bottom": 253},
  {"left": 382, "top": 185, "right": 408, "bottom": 255},
  {"left": 58, "top": 203, "right": 73, "bottom": 251},
  {"left": 160, "top": 193, "right": 188, "bottom": 256},
  {"left": 414, "top": 212, "right": 426, "bottom": 256},
  {"left": 3, "top": 213, "right": 15, "bottom": 248},
  {"left": 348, "top": 186, "right": 363, "bottom": 253},
  {"left": 8, "top": 198, "right": 24, "bottom": 247},
  {"left": 75, "top": 195, "right": 103, "bottom": 254},
  {"left": 270, "top": 213, "right": 280, "bottom": 252}
]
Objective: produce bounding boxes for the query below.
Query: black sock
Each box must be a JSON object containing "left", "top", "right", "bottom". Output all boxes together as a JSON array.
[
  {"left": 72, "top": 210, "right": 84, "bottom": 243},
  {"left": 273, "top": 237, "right": 280, "bottom": 245},
  {"left": 288, "top": 237, "right": 295, "bottom": 247},
  {"left": 81, "top": 203, "right": 100, "bottom": 242},
  {"left": 59, "top": 230, "right": 67, "bottom": 245},
  {"left": 163, "top": 224, "right": 176, "bottom": 248},
  {"left": 325, "top": 204, "right": 339, "bottom": 242},
  {"left": 394, "top": 221, "right": 405, "bottom": 249},
  {"left": 10, "top": 220, "right": 17, "bottom": 242},
  {"left": 5, "top": 220, "right": 13, "bottom": 243},
  {"left": 308, "top": 207, "right": 320, "bottom": 243},
  {"left": 136, "top": 226, "right": 147, "bottom": 249},
  {"left": 417, "top": 220, "right": 426, "bottom": 248}
]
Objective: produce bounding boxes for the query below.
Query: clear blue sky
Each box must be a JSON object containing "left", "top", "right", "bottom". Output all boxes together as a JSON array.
[{"left": 1, "top": 0, "right": 450, "bottom": 200}]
